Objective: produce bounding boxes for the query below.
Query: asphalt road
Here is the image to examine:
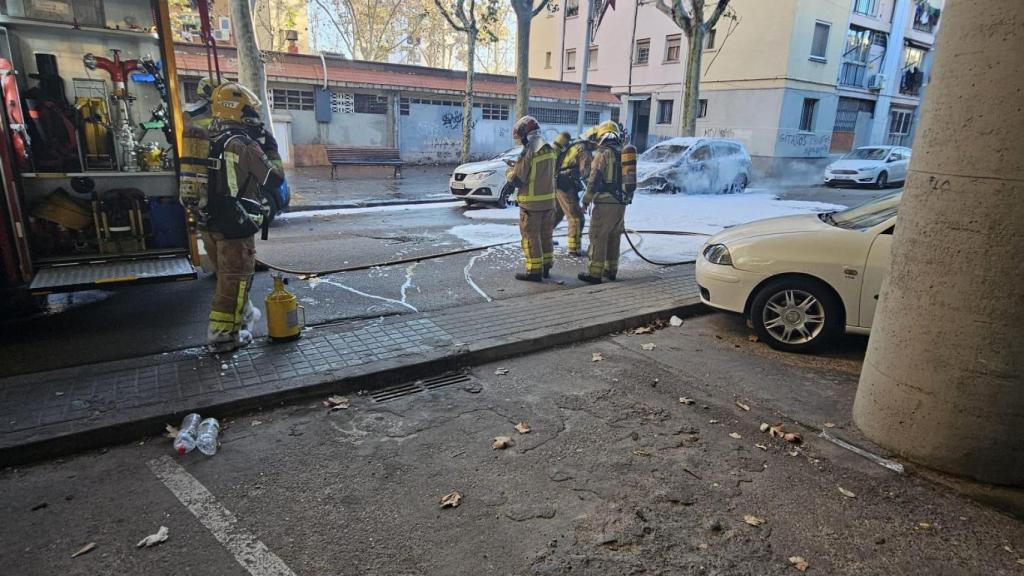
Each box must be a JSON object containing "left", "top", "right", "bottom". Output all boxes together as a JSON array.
[
  {"left": 0, "top": 183, "right": 892, "bottom": 376},
  {"left": 2, "top": 314, "right": 1018, "bottom": 576}
]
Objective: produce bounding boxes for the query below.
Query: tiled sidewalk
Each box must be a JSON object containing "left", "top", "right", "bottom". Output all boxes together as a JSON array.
[{"left": 0, "top": 269, "right": 701, "bottom": 464}]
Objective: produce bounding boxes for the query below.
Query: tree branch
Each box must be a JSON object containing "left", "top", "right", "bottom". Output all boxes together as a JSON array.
[
  {"left": 434, "top": 0, "right": 469, "bottom": 31},
  {"left": 311, "top": 0, "right": 356, "bottom": 55},
  {"left": 531, "top": 0, "right": 552, "bottom": 18},
  {"left": 704, "top": 0, "right": 732, "bottom": 31},
  {"left": 656, "top": 0, "right": 692, "bottom": 36}
]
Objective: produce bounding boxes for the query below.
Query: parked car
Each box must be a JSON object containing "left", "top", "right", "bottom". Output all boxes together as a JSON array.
[
  {"left": 449, "top": 146, "right": 522, "bottom": 208},
  {"left": 696, "top": 191, "right": 901, "bottom": 352},
  {"left": 824, "top": 146, "right": 911, "bottom": 189},
  {"left": 636, "top": 137, "right": 751, "bottom": 195}
]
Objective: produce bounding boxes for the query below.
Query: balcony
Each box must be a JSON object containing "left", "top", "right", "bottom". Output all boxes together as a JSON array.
[
  {"left": 839, "top": 61, "right": 868, "bottom": 89},
  {"left": 912, "top": 3, "right": 941, "bottom": 34}
]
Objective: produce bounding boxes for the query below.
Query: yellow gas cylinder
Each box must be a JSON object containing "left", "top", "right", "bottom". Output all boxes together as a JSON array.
[
  {"left": 621, "top": 144, "right": 637, "bottom": 203},
  {"left": 179, "top": 124, "right": 210, "bottom": 209},
  {"left": 265, "top": 274, "right": 305, "bottom": 342}
]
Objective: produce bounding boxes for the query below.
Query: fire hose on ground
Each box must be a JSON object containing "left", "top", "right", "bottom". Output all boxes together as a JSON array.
[{"left": 254, "top": 229, "right": 709, "bottom": 278}]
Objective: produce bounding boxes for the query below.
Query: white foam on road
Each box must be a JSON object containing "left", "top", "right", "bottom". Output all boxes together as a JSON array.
[
  {"left": 278, "top": 201, "right": 461, "bottom": 220},
  {"left": 455, "top": 191, "right": 844, "bottom": 263},
  {"left": 311, "top": 275, "right": 419, "bottom": 313},
  {"left": 148, "top": 456, "right": 297, "bottom": 576},
  {"left": 463, "top": 248, "right": 494, "bottom": 302}
]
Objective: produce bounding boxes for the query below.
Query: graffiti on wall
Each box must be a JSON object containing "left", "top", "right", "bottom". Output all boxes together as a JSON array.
[
  {"left": 415, "top": 122, "right": 460, "bottom": 161},
  {"left": 441, "top": 110, "right": 478, "bottom": 131},
  {"left": 703, "top": 127, "right": 736, "bottom": 139},
  {"left": 776, "top": 130, "right": 832, "bottom": 157}
]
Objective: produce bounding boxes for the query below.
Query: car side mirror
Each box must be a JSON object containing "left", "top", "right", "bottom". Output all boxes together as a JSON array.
[{"left": 886, "top": 157, "right": 897, "bottom": 163}]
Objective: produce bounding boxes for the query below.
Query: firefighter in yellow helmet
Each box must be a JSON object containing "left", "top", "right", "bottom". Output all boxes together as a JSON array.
[
  {"left": 580, "top": 121, "right": 626, "bottom": 284},
  {"left": 551, "top": 130, "right": 593, "bottom": 257},
  {"left": 200, "top": 82, "right": 284, "bottom": 352},
  {"left": 507, "top": 116, "right": 557, "bottom": 281}
]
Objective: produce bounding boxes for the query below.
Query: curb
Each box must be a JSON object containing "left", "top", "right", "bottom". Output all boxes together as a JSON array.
[
  {"left": 284, "top": 197, "right": 456, "bottom": 213},
  {"left": 0, "top": 299, "right": 708, "bottom": 466}
]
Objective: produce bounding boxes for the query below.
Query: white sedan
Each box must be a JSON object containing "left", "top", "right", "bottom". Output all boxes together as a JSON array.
[
  {"left": 449, "top": 146, "right": 521, "bottom": 208},
  {"left": 696, "top": 192, "right": 900, "bottom": 352},
  {"left": 824, "top": 146, "right": 911, "bottom": 189}
]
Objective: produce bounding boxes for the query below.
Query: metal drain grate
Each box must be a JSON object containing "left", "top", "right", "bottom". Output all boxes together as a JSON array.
[{"left": 371, "top": 372, "right": 476, "bottom": 403}]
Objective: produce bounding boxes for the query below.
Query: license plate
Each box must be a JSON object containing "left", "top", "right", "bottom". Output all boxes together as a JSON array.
[{"left": 451, "top": 182, "right": 465, "bottom": 190}]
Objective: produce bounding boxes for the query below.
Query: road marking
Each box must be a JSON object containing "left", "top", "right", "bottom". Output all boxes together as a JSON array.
[
  {"left": 463, "top": 248, "right": 493, "bottom": 302},
  {"left": 148, "top": 456, "right": 297, "bottom": 576}
]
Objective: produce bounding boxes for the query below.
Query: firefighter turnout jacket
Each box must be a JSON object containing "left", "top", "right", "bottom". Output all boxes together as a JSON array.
[
  {"left": 510, "top": 132, "right": 557, "bottom": 210},
  {"left": 206, "top": 127, "right": 284, "bottom": 239},
  {"left": 583, "top": 144, "right": 623, "bottom": 205}
]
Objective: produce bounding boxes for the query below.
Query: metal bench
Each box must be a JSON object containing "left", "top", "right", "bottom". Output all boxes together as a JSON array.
[{"left": 325, "top": 147, "right": 403, "bottom": 179}]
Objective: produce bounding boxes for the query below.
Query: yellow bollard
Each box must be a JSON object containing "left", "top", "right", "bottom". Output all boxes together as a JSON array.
[{"left": 265, "top": 274, "right": 305, "bottom": 342}]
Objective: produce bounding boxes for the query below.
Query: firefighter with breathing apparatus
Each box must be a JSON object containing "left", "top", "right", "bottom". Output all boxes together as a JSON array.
[
  {"left": 507, "top": 115, "right": 557, "bottom": 282},
  {"left": 179, "top": 82, "right": 284, "bottom": 353},
  {"left": 579, "top": 121, "right": 637, "bottom": 284},
  {"left": 551, "top": 130, "right": 593, "bottom": 258}
]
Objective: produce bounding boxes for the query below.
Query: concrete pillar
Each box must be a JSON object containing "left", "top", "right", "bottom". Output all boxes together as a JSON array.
[
  {"left": 853, "top": 0, "right": 1024, "bottom": 486},
  {"left": 868, "top": 0, "right": 910, "bottom": 144}
]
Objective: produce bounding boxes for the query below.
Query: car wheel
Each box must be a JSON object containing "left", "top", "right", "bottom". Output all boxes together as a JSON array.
[
  {"left": 464, "top": 199, "right": 475, "bottom": 206},
  {"left": 496, "top": 183, "right": 513, "bottom": 209},
  {"left": 824, "top": 181, "right": 835, "bottom": 188},
  {"left": 728, "top": 174, "right": 748, "bottom": 194},
  {"left": 875, "top": 171, "right": 888, "bottom": 189},
  {"left": 749, "top": 277, "right": 843, "bottom": 352}
]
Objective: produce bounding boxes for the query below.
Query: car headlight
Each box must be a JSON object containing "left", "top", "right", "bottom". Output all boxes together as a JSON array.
[
  {"left": 468, "top": 170, "right": 495, "bottom": 180},
  {"left": 702, "top": 244, "right": 733, "bottom": 266}
]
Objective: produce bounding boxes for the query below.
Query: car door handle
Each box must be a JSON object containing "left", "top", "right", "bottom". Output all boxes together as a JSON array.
[{"left": 843, "top": 268, "right": 859, "bottom": 276}]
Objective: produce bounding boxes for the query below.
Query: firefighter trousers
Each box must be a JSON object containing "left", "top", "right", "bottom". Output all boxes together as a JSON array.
[
  {"left": 587, "top": 203, "right": 626, "bottom": 277},
  {"left": 204, "top": 230, "right": 257, "bottom": 346},
  {"left": 519, "top": 207, "right": 554, "bottom": 275},
  {"left": 552, "top": 189, "right": 585, "bottom": 253}
]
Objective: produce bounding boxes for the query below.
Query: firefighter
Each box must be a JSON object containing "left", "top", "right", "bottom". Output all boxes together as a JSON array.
[
  {"left": 507, "top": 115, "right": 557, "bottom": 281},
  {"left": 201, "top": 82, "right": 284, "bottom": 352},
  {"left": 580, "top": 121, "right": 626, "bottom": 284},
  {"left": 552, "top": 129, "right": 594, "bottom": 257}
]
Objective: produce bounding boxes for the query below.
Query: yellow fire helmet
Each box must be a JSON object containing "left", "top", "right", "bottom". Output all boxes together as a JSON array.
[
  {"left": 209, "top": 82, "right": 263, "bottom": 126},
  {"left": 554, "top": 131, "right": 572, "bottom": 149},
  {"left": 596, "top": 120, "right": 620, "bottom": 140},
  {"left": 583, "top": 127, "right": 599, "bottom": 142}
]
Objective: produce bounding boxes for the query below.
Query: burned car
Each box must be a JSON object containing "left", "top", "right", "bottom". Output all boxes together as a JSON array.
[{"left": 636, "top": 137, "right": 752, "bottom": 194}]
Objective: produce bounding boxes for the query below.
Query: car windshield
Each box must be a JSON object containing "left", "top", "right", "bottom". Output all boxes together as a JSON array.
[
  {"left": 821, "top": 191, "right": 902, "bottom": 230},
  {"left": 842, "top": 148, "right": 889, "bottom": 161},
  {"left": 497, "top": 146, "right": 523, "bottom": 161},
  {"left": 640, "top": 144, "right": 689, "bottom": 163}
]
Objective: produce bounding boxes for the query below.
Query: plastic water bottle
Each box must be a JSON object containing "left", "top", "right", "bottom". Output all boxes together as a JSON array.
[
  {"left": 196, "top": 418, "right": 221, "bottom": 456},
  {"left": 173, "top": 413, "right": 202, "bottom": 455}
]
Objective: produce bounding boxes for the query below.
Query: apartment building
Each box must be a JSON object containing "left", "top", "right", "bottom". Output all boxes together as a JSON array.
[
  {"left": 531, "top": 0, "right": 942, "bottom": 174},
  {"left": 169, "top": 0, "right": 310, "bottom": 53}
]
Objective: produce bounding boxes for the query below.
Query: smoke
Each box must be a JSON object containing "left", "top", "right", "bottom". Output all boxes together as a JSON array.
[
  {"left": 755, "top": 157, "right": 836, "bottom": 188},
  {"left": 636, "top": 138, "right": 751, "bottom": 195}
]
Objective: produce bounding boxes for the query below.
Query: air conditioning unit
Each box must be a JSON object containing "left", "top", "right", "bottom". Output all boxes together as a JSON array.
[
  {"left": 868, "top": 74, "right": 886, "bottom": 91},
  {"left": 212, "top": 29, "right": 230, "bottom": 42}
]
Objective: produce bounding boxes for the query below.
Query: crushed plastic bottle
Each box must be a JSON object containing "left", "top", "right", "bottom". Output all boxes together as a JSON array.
[
  {"left": 173, "top": 413, "right": 202, "bottom": 455},
  {"left": 196, "top": 418, "right": 221, "bottom": 456}
]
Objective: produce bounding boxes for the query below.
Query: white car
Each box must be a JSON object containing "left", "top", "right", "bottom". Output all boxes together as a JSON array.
[
  {"left": 696, "top": 192, "right": 900, "bottom": 352},
  {"left": 824, "top": 146, "right": 911, "bottom": 189},
  {"left": 449, "top": 146, "right": 521, "bottom": 208},
  {"left": 637, "top": 137, "right": 752, "bottom": 195}
]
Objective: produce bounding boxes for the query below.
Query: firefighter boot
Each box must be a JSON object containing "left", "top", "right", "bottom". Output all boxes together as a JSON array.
[
  {"left": 577, "top": 272, "right": 603, "bottom": 284},
  {"left": 515, "top": 272, "right": 543, "bottom": 282},
  {"left": 543, "top": 265, "right": 552, "bottom": 278},
  {"left": 207, "top": 328, "right": 254, "bottom": 354}
]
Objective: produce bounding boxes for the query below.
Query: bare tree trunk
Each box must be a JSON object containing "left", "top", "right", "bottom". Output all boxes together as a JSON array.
[
  {"left": 680, "top": 27, "right": 703, "bottom": 137},
  {"left": 231, "top": 0, "right": 274, "bottom": 129},
  {"left": 514, "top": 14, "right": 531, "bottom": 119},
  {"left": 462, "top": 31, "right": 477, "bottom": 163}
]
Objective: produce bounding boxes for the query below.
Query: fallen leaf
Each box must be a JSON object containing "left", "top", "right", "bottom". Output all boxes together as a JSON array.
[
  {"left": 641, "top": 343, "right": 656, "bottom": 351},
  {"left": 697, "top": 543, "right": 708, "bottom": 550},
  {"left": 440, "top": 491, "right": 462, "bottom": 508},
  {"left": 633, "top": 326, "right": 653, "bottom": 335},
  {"left": 729, "top": 432, "right": 742, "bottom": 439},
  {"left": 755, "top": 443, "right": 768, "bottom": 451},
  {"left": 492, "top": 435, "right": 514, "bottom": 450},
  {"left": 136, "top": 526, "right": 169, "bottom": 548},
  {"left": 71, "top": 542, "right": 97, "bottom": 558},
  {"left": 788, "top": 450, "right": 800, "bottom": 457},
  {"left": 743, "top": 515, "right": 766, "bottom": 527},
  {"left": 748, "top": 334, "right": 759, "bottom": 342},
  {"left": 679, "top": 397, "right": 695, "bottom": 405},
  {"left": 592, "top": 352, "right": 605, "bottom": 362},
  {"left": 788, "top": 556, "right": 809, "bottom": 572},
  {"left": 917, "top": 522, "right": 931, "bottom": 530},
  {"left": 514, "top": 422, "right": 531, "bottom": 434},
  {"left": 708, "top": 419, "right": 719, "bottom": 424},
  {"left": 769, "top": 424, "right": 787, "bottom": 438},
  {"left": 759, "top": 423, "right": 770, "bottom": 433},
  {"left": 632, "top": 449, "right": 652, "bottom": 457},
  {"left": 669, "top": 316, "right": 684, "bottom": 327},
  {"left": 250, "top": 420, "right": 262, "bottom": 427},
  {"left": 323, "top": 395, "right": 350, "bottom": 411},
  {"left": 784, "top": 432, "right": 803, "bottom": 444},
  {"left": 494, "top": 367, "right": 510, "bottom": 375},
  {"left": 838, "top": 486, "right": 856, "bottom": 498},
  {"left": 735, "top": 400, "right": 751, "bottom": 411},
  {"left": 1003, "top": 546, "right": 1013, "bottom": 554},
  {"left": 824, "top": 422, "right": 836, "bottom": 428},
  {"left": 164, "top": 424, "right": 179, "bottom": 439},
  {"left": 1017, "top": 559, "right": 1024, "bottom": 566}
]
